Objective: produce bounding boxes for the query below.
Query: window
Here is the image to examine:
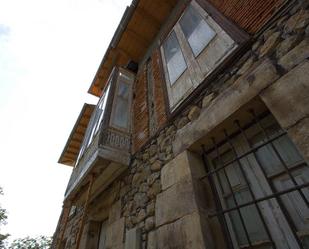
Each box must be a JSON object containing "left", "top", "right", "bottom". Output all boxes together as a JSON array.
[
  {"left": 203, "top": 111, "right": 309, "bottom": 249},
  {"left": 110, "top": 69, "right": 134, "bottom": 131},
  {"left": 111, "top": 81, "right": 130, "bottom": 129},
  {"left": 75, "top": 67, "right": 134, "bottom": 165},
  {"left": 76, "top": 81, "right": 111, "bottom": 164},
  {"left": 161, "top": 0, "right": 242, "bottom": 111}
]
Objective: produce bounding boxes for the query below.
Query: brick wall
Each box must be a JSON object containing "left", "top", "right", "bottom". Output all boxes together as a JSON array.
[
  {"left": 152, "top": 49, "right": 168, "bottom": 129},
  {"left": 206, "top": 0, "right": 285, "bottom": 34},
  {"left": 132, "top": 49, "right": 169, "bottom": 153},
  {"left": 132, "top": 67, "right": 150, "bottom": 153}
]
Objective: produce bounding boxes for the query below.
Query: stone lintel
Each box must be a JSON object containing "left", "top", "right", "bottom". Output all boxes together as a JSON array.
[{"left": 173, "top": 58, "right": 279, "bottom": 157}]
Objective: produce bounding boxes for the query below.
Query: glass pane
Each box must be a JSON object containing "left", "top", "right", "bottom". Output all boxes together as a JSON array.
[
  {"left": 112, "top": 97, "right": 128, "bottom": 128},
  {"left": 274, "top": 168, "right": 309, "bottom": 231},
  {"left": 117, "top": 81, "right": 129, "bottom": 99},
  {"left": 93, "top": 83, "right": 111, "bottom": 136},
  {"left": 227, "top": 191, "right": 269, "bottom": 246},
  {"left": 273, "top": 135, "right": 303, "bottom": 166},
  {"left": 163, "top": 31, "right": 187, "bottom": 85},
  {"left": 214, "top": 150, "right": 246, "bottom": 195},
  {"left": 112, "top": 81, "right": 130, "bottom": 129},
  {"left": 180, "top": 5, "right": 216, "bottom": 56},
  {"left": 252, "top": 128, "right": 303, "bottom": 176}
]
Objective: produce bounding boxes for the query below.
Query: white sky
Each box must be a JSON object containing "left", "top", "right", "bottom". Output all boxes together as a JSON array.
[{"left": 0, "top": 0, "right": 131, "bottom": 241}]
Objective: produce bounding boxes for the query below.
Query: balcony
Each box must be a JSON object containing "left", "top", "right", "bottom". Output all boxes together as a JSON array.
[{"left": 59, "top": 67, "right": 135, "bottom": 200}]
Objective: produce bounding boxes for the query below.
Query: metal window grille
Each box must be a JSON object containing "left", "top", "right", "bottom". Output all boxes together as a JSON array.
[{"left": 201, "top": 109, "right": 309, "bottom": 249}]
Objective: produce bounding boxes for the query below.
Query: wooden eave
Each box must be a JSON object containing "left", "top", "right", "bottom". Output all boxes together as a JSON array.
[
  {"left": 58, "top": 104, "right": 95, "bottom": 166},
  {"left": 88, "top": 0, "right": 178, "bottom": 97}
]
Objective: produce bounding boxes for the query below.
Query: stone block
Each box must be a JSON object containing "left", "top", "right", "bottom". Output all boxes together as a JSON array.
[
  {"left": 146, "top": 201, "right": 155, "bottom": 216},
  {"left": 156, "top": 212, "right": 208, "bottom": 249},
  {"left": 161, "top": 152, "right": 191, "bottom": 191},
  {"left": 136, "top": 209, "right": 146, "bottom": 223},
  {"left": 106, "top": 217, "right": 125, "bottom": 249},
  {"left": 150, "top": 160, "right": 161, "bottom": 172},
  {"left": 145, "top": 216, "right": 155, "bottom": 231},
  {"left": 147, "top": 231, "right": 157, "bottom": 249},
  {"left": 125, "top": 228, "right": 142, "bottom": 249},
  {"left": 176, "top": 116, "right": 190, "bottom": 129},
  {"left": 237, "top": 56, "right": 256, "bottom": 76},
  {"left": 202, "top": 93, "right": 215, "bottom": 108},
  {"left": 156, "top": 178, "right": 200, "bottom": 227},
  {"left": 261, "top": 60, "right": 309, "bottom": 129},
  {"left": 133, "top": 193, "right": 148, "bottom": 209},
  {"left": 188, "top": 106, "right": 201, "bottom": 121},
  {"left": 278, "top": 38, "right": 309, "bottom": 70},
  {"left": 259, "top": 31, "right": 281, "bottom": 57},
  {"left": 288, "top": 118, "right": 309, "bottom": 163},
  {"left": 276, "top": 35, "right": 299, "bottom": 58},
  {"left": 284, "top": 9, "right": 309, "bottom": 33},
  {"left": 109, "top": 200, "right": 121, "bottom": 224},
  {"left": 173, "top": 58, "right": 279, "bottom": 156},
  {"left": 161, "top": 150, "right": 205, "bottom": 191},
  {"left": 147, "top": 180, "right": 161, "bottom": 199}
]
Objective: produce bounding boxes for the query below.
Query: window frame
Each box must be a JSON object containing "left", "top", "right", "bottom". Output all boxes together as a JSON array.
[
  {"left": 75, "top": 67, "right": 134, "bottom": 166},
  {"left": 109, "top": 68, "right": 134, "bottom": 133},
  {"left": 162, "top": 30, "right": 189, "bottom": 85},
  {"left": 159, "top": 0, "right": 249, "bottom": 115},
  {"left": 203, "top": 111, "right": 309, "bottom": 249}
]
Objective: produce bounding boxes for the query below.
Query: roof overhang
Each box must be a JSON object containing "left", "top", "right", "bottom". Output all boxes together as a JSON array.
[
  {"left": 58, "top": 104, "right": 95, "bottom": 166},
  {"left": 88, "top": 0, "right": 178, "bottom": 96}
]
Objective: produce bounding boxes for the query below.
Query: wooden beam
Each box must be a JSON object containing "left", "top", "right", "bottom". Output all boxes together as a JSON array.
[
  {"left": 63, "top": 155, "right": 76, "bottom": 162},
  {"left": 65, "top": 151, "right": 78, "bottom": 157},
  {"left": 66, "top": 148, "right": 79, "bottom": 154},
  {"left": 75, "top": 175, "right": 94, "bottom": 249},
  {"left": 67, "top": 144, "right": 81, "bottom": 151}
]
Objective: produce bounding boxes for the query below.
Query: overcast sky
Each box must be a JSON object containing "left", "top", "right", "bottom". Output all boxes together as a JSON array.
[{"left": 0, "top": 0, "right": 131, "bottom": 241}]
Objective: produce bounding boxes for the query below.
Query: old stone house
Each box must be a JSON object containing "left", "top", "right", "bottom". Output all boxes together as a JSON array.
[{"left": 52, "top": 0, "right": 309, "bottom": 248}]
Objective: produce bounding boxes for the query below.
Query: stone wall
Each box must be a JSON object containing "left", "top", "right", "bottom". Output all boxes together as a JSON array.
[
  {"left": 122, "top": 2, "right": 309, "bottom": 248},
  {"left": 53, "top": 1, "right": 309, "bottom": 249}
]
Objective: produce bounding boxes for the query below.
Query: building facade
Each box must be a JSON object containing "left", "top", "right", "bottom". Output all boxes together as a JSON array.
[{"left": 52, "top": 0, "right": 309, "bottom": 248}]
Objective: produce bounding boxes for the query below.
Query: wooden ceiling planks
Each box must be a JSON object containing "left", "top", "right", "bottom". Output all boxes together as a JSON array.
[
  {"left": 88, "top": 0, "right": 178, "bottom": 96},
  {"left": 58, "top": 104, "right": 95, "bottom": 167}
]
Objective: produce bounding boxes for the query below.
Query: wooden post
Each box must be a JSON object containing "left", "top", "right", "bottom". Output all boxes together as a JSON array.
[
  {"left": 56, "top": 201, "right": 71, "bottom": 249},
  {"left": 75, "top": 175, "right": 94, "bottom": 249}
]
